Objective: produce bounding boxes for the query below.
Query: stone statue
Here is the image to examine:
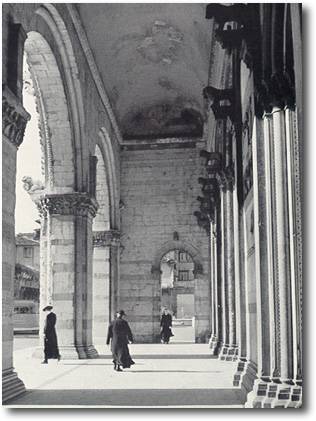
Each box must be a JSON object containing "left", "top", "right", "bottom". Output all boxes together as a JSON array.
[{"left": 22, "top": 176, "right": 45, "bottom": 193}]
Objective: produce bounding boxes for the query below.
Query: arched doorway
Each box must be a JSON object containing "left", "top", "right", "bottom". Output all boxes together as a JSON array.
[
  {"left": 152, "top": 239, "right": 210, "bottom": 344},
  {"left": 160, "top": 249, "right": 195, "bottom": 343}
]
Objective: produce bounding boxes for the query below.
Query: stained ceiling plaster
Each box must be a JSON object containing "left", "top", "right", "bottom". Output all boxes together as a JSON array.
[{"left": 78, "top": 3, "right": 212, "bottom": 139}]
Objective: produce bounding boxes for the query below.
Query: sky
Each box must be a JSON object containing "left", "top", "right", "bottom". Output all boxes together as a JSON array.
[{"left": 15, "top": 60, "right": 43, "bottom": 234}]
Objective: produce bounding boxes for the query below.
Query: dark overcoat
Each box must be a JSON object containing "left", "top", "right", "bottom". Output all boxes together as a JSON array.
[
  {"left": 106, "top": 318, "right": 134, "bottom": 368},
  {"left": 160, "top": 313, "right": 174, "bottom": 342},
  {"left": 44, "top": 312, "right": 60, "bottom": 359}
]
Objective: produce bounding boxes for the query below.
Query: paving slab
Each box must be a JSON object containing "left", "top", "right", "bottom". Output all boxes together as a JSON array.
[{"left": 7, "top": 338, "right": 246, "bottom": 407}]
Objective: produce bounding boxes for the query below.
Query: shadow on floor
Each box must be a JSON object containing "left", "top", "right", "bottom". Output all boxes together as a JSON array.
[
  {"left": 6, "top": 388, "right": 246, "bottom": 407},
  {"left": 97, "top": 354, "right": 217, "bottom": 359}
]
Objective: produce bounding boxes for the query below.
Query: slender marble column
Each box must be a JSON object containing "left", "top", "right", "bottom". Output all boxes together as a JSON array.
[
  {"left": 209, "top": 219, "right": 219, "bottom": 353},
  {"left": 219, "top": 188, "right": 228, "bottom": 356}
]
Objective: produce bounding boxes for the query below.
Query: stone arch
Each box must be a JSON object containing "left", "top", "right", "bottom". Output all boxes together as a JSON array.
[
  {"left": 24, "top": 32, "right": 75, "bottom": 191},
  {"left": 25, "top": 3, "right": 88, "bottom": 191},
  {"left": 151, "top": 240, "right": 204, "bottom": 277},
  {"left": 97, "top": 127, "right": 120, "bottom": 230}
]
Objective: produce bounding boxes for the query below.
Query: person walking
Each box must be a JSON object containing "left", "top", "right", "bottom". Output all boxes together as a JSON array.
[
  {"left": 106, "top": 310, "right": 135, "bottom": 371},
  {"left": 42, "top": 305, "right": 61, "bottom": 364},
  {"left": 160, "top": 308, "right": 174, "bottom": 344}
]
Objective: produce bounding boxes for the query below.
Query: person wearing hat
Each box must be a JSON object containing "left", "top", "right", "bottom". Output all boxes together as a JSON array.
[
  {"left": 160, "top": 308, "right": 174, "bottom": 344},
  {"left": 42, "top": 305, "right": 61, "bottom": 364},
  {"left": 106, "top": 310, "right": 135, "bottom": 371}
]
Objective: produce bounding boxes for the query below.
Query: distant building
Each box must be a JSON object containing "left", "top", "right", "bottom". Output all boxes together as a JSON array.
[
  {"left": 161, "top": 250, "right": 194, "bottom": 318},
  {"left": 14, "top": 231, "right": 40, "bottom": 331}
]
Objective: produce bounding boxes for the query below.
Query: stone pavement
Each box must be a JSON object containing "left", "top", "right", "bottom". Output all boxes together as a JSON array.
[{"left": 6, "top": 339, "right": 246, "bottom": 408}]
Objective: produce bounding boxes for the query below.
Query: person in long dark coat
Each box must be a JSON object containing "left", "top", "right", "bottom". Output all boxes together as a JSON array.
[
  {"left": 106, "top": 310, "right": 135, "bottom": 371},
  {"left": 42, "top": 305, "right": 61, "bottom": 364},
  {"left": 160, "top": 308, "right": 174, "bottom": 344}
]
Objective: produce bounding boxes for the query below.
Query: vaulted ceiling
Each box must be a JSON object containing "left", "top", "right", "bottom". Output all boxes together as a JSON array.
[{"left": 78, "top": 3, "right": 212, "bottom": 140}]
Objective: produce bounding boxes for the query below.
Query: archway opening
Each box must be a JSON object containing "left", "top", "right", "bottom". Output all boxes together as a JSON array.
[
  {"left": 92, "top": 144, "right": 111, "bottom": 350},
  {"left": 13, "top": 28, "right": 76, "bottom": 371},
  {"left": 13, "top": 54, "right": 42, "bottom": 341},
  {"left": 160, "top": 249, "right": 195, "bottom": 343}
]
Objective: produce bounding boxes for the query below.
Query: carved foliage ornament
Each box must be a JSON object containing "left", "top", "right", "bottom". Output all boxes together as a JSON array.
[
  {"left": 2, "top": 89, "right": 30, "bottom": 147},
  {"left": 37, "top": 193, "right": 98, "bottom": 218}
]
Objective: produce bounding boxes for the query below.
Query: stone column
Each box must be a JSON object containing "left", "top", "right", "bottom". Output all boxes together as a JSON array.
[
  {"left": 284, "top": 107, "right": 303, "bottom": 406},
  {"left": 219, "top": 167, "right": 238, "bottom": 361},
  {"left": 209, "top": 219, "right": 219, "bottom": 353},
  {"left": 36, "top": 193, "right": 99, "bottom": 359},
  {"left": 245, "top": 116, "right": 276, "bottom": 407},
  {"left": 268, "top": 107, "right": 294, "bottom": 406},
  {"left": 108, "top": 231, "right": 120, "bottom": 320},
  {"left": 2, "top": 86, "right": 30, "bottom": 402},
  {"left": 92, "top": 230, "right": 119, "bottom": 345},
  {"left": 219, "top": 186, "right": 228, "bottom": 355}
]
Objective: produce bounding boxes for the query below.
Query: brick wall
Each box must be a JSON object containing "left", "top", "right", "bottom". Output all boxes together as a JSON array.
[{"left": 120, "top": 142, "right": 211, "bottom": 342}]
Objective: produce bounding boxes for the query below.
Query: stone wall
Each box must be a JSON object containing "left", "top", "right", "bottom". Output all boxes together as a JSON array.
[{"left": 120, "top": 142, "right": 210, "bottom": 343}]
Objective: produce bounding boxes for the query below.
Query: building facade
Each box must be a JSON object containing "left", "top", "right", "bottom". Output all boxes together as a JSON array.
[{"left": 2, "top": 3, "right": 302, "bottom": 407}]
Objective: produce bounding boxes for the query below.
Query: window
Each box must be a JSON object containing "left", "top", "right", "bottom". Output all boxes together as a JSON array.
[
  {"left": 179, "top": 252, "right": 187, "bottom": 262},
  {"left": 23, "top": 247, "right": 33, "bottom": 258},
  {"left": 179, "top": 270, "right": 189, "bottom": 281}
]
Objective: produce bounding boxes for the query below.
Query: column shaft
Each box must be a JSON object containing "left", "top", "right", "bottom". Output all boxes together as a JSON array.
[{"left": 272, "top": 108, "right": 293, "bottom": 382}]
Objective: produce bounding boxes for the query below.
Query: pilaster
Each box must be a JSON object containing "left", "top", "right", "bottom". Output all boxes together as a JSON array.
[{"left": 2, "top": 86, "right": 30, "bottom": 402}]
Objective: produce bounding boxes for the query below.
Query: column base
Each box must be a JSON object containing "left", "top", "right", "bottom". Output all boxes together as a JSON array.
[
  {"left": 219, "top": 344, "right": 238, "bottom": 361},
  {"left": 2, "top": 367, "right": 25, "bottom": 404},
  {"left": 234, "top": 358, "right": 257, "bottom": 400},
  {"left": 245, "top": 377, "right": 271, "bottom": 408},
  {"left": 208, "top": 334, "right": 220, "bottom": 355},
  {"left": 32, "top": 345, "right": 83, "bottom": 360},
  {"left": 84, "top": 344, "right": 99, "bottom": 359},
  {"left": 263, "top": 379, "right": 302, "bottom": 408}
]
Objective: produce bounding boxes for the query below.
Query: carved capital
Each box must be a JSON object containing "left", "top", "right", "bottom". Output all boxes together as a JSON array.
[
  {"left": 2, "top": 86, "right": 30, "bottom": 148},
  {"left": 203, "top": 86, "right": 235, "bottom": 121},
  {"left": 93, "top": 230, "right": 120, "bottom": 247},
  {"left": 206, "top": 4, "right": 248, "bottom": 27},
  {"left": 37, "top": 193, "right": 99, "bottom": 218}
]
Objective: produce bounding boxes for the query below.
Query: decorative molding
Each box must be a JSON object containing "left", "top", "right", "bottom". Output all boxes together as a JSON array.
[
  {"left": 2, "top": 85, "right": 30, "bottom": 148},
  {"left": 66, "top": 4, "right": 122, "bottom": 144},
  {"left": 92, "top": 229, "right": 120, "bottom": 247},
  {"left": 37, "top": 193, "right": 98, "bottom": 218}
]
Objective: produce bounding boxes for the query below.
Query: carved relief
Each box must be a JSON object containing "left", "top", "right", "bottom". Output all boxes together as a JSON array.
[
  {"left": 37, "top": 193, "right": 98, "bottom": 218},
  {"left": 2, "top": 88, "right": 30, "bottom": 148}
]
